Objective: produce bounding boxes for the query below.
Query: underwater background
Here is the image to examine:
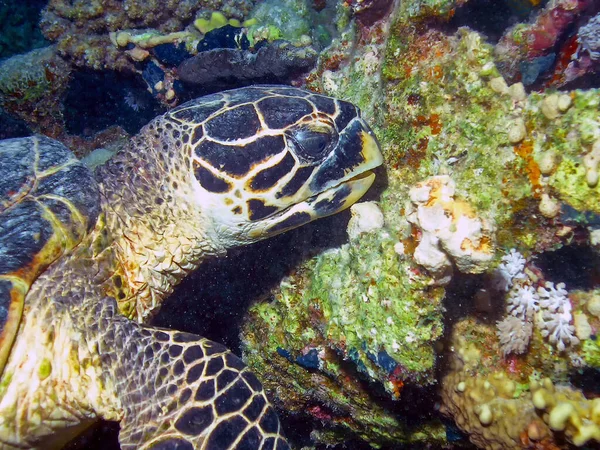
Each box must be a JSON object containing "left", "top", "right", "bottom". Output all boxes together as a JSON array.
[{"left": 1, "top": 0, "right": 600, "bottom": 448}]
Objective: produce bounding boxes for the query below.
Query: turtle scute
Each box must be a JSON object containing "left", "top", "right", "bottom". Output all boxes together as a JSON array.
[{"left": 0, "top": 135, "right": 101, "bottom": 373}]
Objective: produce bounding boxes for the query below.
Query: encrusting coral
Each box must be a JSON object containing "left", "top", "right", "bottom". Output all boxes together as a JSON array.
[
  {"left": 440, "top": 319, "right": 554, "bottom": 450},
  {"left": 441, "top": 318, "right": 600, "bottom": 450},
  {"left": 406, "top": 175, "right": 495, "bottom": 280},
  {"left": 532, "top": 379, "right": 600, "bottom": 447}
]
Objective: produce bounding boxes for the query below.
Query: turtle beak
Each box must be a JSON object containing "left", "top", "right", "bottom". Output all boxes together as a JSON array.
[
  {"left": 309, "top": 119, "right": 383, "bottom": 194},
  {"left": 257, "top": 119, "right": 383, "bottom": 237}
]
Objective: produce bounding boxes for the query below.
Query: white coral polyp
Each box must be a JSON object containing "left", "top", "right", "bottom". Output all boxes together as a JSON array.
[
  {"left": 538, "top": 281, "right": 569, "bottom": 312},
  {"left": 497, "top": 316, "right": 533, "bottom": 356},
  {"left": 539, "top": 310, "right": 580, "bottom": 352},
  {"left": 507, "top": 284, "right": 539, "bottom": 319},
  {"left": 536, "top": 281, "right": 579, "bottom": 352},
  {"left": 493, "top": 248, "right": 526, "bottom": 291},
  {"left": 502, "top": 249, "right": 526, "bottom": 274}
]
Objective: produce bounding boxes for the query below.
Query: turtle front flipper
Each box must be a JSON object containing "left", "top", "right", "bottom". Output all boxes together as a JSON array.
[
  {"left": 0, "top": 136, "right": 101, "bottom": 375},
  {"left": 103, "top": 316, "right": 290, "bottom": 450}
]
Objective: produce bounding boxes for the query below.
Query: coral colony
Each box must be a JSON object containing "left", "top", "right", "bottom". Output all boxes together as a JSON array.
[{"left": 496, "top": 250, "right": 579, "bottom": 356}]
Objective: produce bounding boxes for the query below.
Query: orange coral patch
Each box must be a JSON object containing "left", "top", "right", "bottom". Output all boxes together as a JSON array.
[{"left": 514, "top": 140, "right": 542, "bottom": 196}]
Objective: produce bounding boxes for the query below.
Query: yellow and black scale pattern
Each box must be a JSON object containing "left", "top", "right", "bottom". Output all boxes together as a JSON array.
[{"left": 167, "top": 85, "right": 371, "bottom": 232}]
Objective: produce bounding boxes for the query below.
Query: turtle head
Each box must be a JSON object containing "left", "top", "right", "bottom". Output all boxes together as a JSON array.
[{"left": 168, "top": 86, "right": 383, "bottom": 247}]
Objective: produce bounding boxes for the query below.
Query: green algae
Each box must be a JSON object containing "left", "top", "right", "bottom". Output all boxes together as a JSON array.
[
  {"left": 244, "top": 290, "right": 447, "bottom": 447},
  {"left": 0, "top": 371, "right": 12, "bottom": 398},
  {"left": 582, "top": 339, "right": 600, "bottom": 368},
  {"left": 380, "top": 26, "right": 600, "bottom": 246},
  {"left": 38, "top": 358, "right": 52, "bottom": 380},
  {"left": 309, "top": 231, "right": 444, "bottom": 383},
  {"left": 523, "top": 90, "right": 600, "bottom": 214},
  {"left": 398, "top": 0, "right": 464, "bottom": 21},
  {"left": 248, "top": 0, "right": 311, "bottom": 43},
  {"left": 381, "top": 28, "right": 531, "bottom": 239},
  {"left": 550, "top": 157, "right": 600, "bottom": 213}
]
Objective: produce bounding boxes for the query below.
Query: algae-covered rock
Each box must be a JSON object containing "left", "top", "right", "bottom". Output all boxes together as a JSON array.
[
  {"left": 248, "top": 0, "right": 312, "bottom": 44},
  {"left": 241, "top": 228, "right": 448, "bottom": 445},
  {"left": 0, "top": 46, "right": 71, "bottom": 138}
]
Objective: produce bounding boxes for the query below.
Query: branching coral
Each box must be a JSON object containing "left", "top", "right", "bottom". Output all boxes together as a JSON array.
[
  {"left": 496, "top": 250, "right": 580, "bottom": 356},
  {"left": 538, "top": 282, "right": 580, "bottom": 352}
]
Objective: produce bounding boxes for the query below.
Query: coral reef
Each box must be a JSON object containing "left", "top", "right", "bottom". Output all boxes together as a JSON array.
[
  {"left": 494, "top": 0, "right": 598, "bottom": 84},
  {"left": 1, "top": 0, "right": 599, "bottom": 448},
  {"left": 495, "top": 250, "right": 581, "bottom": 357},
  {"left": 0, "top": 46, "right": 139, "bottom": 158},
  {"left": 247, "top": 0, "right": 312, "bottom": 44},
  {"left": 442, "top": 315, "right": 599, "bottom": 449},
  {"left": 240, "top": 0, "right": 600, "bottom": 447},
  {"left": 242, "top": 217, "right": 448, "bottom": 445},
  {"left": 578, "top": 12, "right": 600, "bottom": 60},
  {"left": 346, "top": 201, "right": 385, "bottom": 240},
  {"left": 39, "top": 0, "right": 256, "bottom": 72},
  {"left": 440, "top": 319, "right": 554, "bottom": 450}
]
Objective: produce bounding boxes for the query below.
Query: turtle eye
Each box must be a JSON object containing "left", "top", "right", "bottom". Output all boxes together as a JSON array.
[{"left": 287, "top": 123, "right": 337, "bottom": 162}]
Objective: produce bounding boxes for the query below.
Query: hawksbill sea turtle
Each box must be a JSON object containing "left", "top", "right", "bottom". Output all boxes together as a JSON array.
[{"left": 0, "top": 85, "right": 383, "bottom": 449}]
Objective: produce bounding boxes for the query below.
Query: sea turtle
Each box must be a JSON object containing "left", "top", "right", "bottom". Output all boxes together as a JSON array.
[{"left": 0, "top": 85, "right": 383, "bottom": 449}]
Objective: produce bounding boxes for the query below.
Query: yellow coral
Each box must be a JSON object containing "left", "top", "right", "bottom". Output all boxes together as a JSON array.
[
  {"left": 532, "top": 379, "right": 600, "bottom": 446},
  {"left": 440, "top": 321, "right": 551, "bottom": 449},
  {"left": 441, "top": 319, "right": 600, "bottom": 449},
  {"left": 193, "top": 11, "right": 257, "bottom": 34}
]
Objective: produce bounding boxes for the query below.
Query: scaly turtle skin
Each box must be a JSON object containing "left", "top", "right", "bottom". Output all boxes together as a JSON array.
[{"left": 0, "top": 85, "right": 383, "bottom": 449}]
